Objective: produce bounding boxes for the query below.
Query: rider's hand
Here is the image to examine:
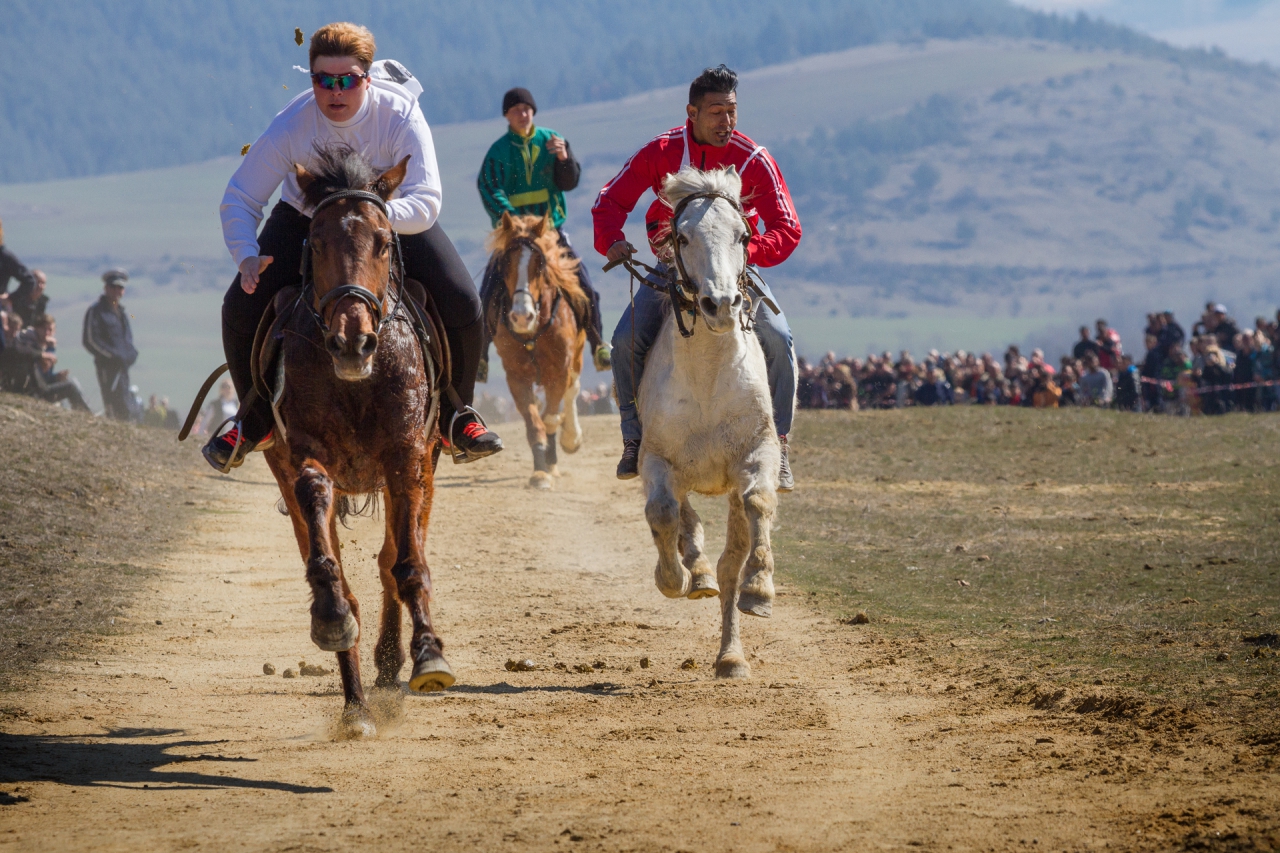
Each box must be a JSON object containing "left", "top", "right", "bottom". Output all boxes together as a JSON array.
[
  {"left": 238, "top": 255, "right": 274, "bottom": 294},
  {"left": 545, "top": 134, "right": 568, "bottom": 161},
  {"left": 606, "top": 240, "right": 636, "bottom": 263}
]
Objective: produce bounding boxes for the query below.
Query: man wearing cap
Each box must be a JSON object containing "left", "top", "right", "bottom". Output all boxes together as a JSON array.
[
  {"left": 0, "top": 219, "right": 49, "bottom": 327},
  {"left": 83, "top": 269, "right": 138, "bottom": 421},
  {"left": 476, "top": 87, "right": 609, "bottom": 376}
]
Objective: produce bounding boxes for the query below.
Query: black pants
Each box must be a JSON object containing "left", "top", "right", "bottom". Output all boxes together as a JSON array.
[
  {"left": 478, "top": 229, "right": 604, "bottom": 358},
  {"left": 95, "top": 361, "right": 132, "bottom": 421},
  {"left": 221, "top": 201, "right": 483, "bottom": 442},
  {"left": 37, "top": 375, "right": 92, "bottom": 412}
]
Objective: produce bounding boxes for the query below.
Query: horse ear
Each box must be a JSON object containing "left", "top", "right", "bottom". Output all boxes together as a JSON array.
[
  {"left": 535, "top": 211, "right": 550, "bottom": 238},
  {"left": 295, "top": 163, "right": 315, "bottom": 195},
  {"left": 724, "top": 164, "right": 739, "bottom": 179},
  {"left": 372, "top": 155, "right": 412, "bottom": 200},
  {"left": 500, "top": 211, "right": 515, "bottom": 233}
]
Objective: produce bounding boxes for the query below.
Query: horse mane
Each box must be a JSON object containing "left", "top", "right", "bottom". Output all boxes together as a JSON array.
[
  {"left": 298, "top": 144, "right": 377, "bottom": 209},
  {"left": 662, "top": 164, "right": 743, "bottom": 208},
  {"left": 487, "top": 215, "right": 589, "bottom": 319}
]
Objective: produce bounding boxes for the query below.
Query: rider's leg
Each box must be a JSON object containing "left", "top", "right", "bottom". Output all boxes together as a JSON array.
[
  {"left": 555, "top": 230, "right": 608, "bottom": 366},
  {"left": 610, "top": 278, "right": 668, "bottom": 443},
  {"left": 219, "top": 201, "right": 310, "bottom": 443},
  {"left": 399, "top": 224, "right": 503, "bottom": 459},
  {"left": 476, "top": 252, "right": 502, "bottom": 380},
  {"left": 749, "top": 277, "right": 797, "bottom": 491}
]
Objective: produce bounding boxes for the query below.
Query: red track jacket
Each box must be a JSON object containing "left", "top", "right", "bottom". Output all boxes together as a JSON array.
[{"left": 592, "top": 121, "right": 802, "bottom": 267}]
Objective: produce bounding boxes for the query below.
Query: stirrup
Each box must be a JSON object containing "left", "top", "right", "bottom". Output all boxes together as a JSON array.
[
  {"left": 206, "top": 417, "right": 246, "bottom": 475},
  {"left": 445, "top": 405, "right": 488, "bottom": 465}
]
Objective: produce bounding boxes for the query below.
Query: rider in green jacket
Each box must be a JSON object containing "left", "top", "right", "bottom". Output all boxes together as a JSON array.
[{"left": 477, "top": 87, "right": 609, "bottom": 376}]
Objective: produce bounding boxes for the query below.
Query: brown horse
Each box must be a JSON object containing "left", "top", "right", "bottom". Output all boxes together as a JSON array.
[
  {"left": 487, "top": 212, "right": 589, "bottom": 489},
  {"left": 260, "top": 146, "right": 454, "bottom": 738}
]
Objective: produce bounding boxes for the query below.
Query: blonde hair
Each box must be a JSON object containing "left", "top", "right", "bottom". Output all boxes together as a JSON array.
[{"left": 309, "top": 22, "right": 376, "bottom": 70}]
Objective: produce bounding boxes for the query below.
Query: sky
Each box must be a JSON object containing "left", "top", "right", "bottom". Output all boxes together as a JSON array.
[{"left": 1017, "top": 0, "right": 1280, "bottom": 65}]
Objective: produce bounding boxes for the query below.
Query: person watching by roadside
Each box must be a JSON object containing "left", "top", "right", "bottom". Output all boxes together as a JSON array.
[
  {"left": 12, "top": 313, "right": 91, "bottom": 412},
  {"left": 476, "top": 87, "right": 609, "bottom": 376},
  {"left": 1072, "top": 326, "right": 1098, "bottom": 361},
  {"left": 82, "top": 268, "right": 138, "bottom": 421},
  {"left": 1029, "top": 365, "right": 1061, "bottom": 408},
  {"left": 1077, "top": 352, "right": 1113, "bottom": 406},
  {"left": 0, "top": 219, "right": 48, "bottom": 327}
]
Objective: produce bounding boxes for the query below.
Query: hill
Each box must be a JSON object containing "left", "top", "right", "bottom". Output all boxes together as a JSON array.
[
  {"left": 0, "top": 0, "right": 1266, "bottom": 185},
  {"left": 4, "top": 38, "right": 1280, "bottom": 411}
]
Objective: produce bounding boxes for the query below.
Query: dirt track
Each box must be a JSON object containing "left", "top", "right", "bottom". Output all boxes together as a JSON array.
[{"left": 1, "top": 414, "right": 1275, "bottom": 852}]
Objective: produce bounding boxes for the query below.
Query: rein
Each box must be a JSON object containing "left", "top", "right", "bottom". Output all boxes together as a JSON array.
[{"left": 299, "top": 189, "right": 406, "bottom": 337}]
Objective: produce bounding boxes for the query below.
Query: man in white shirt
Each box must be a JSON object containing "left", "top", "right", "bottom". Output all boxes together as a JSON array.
[{"left": 207, "top": 22, "right": 502, "bottom": 472}]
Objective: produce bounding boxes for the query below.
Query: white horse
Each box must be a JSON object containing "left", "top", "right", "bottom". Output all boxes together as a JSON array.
[{"left": 636, "top": 165, "right": 782, "bottom": 679}]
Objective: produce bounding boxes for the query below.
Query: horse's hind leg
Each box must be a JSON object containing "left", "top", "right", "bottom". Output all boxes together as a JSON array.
[
  {"left": 386, "top": 467, "right": 454, "bottom": 693},
  {"left": 680, "top": 498, "right": 717, "bottom": 599},
  {"left": 373, "top": 498, "right": 405, "bottom": 690},
  {"left": 559, "top": 352, "right": 584, "bottom": 455},
  {"left": 737, "top": 481, "right": 779, "bottom": 619},
  {"left": 715, "top": 492, "right": 753, "bottom": 679},
  {"left": 642, "top": 454, "right": 690, "bottom": 598}
]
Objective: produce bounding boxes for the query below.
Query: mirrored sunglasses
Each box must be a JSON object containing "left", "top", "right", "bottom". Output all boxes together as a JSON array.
[{"left": 310, "top": 71, "right": 368, "bottom": 91}]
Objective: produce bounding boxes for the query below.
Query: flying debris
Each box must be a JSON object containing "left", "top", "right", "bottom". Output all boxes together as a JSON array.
[
  {"left": 241, "top": 144, "right": 251, "bottom": 156},
  {"left": 294, "top": 27, "right": 304, "bottom": 46}
]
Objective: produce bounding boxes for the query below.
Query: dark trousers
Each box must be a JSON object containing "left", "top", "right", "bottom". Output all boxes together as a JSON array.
[
  {"left": 478, "top": 229, "right": 604, "bottom": 358},
  {"left": 95, "top": 361, "right": 132, "bottom": 421},
  {"left": 221, "top": 201, "right": 483, "bottom": 441}
]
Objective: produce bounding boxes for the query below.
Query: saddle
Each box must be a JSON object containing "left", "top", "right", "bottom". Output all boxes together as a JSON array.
[{"left": 179, "top": 279, "right": 453, "bottom": 446}]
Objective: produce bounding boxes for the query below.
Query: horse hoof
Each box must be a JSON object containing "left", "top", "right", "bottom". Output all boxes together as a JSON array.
[
  {"left": 687, "top": 573, "right": 719, "bottom": 599},
  {"left": 561, "top": 433, "right": 583, "bottom": 454},
  {"left": 655, "top": 564, "right": 692, "bottom": 599},
  {"left": 337, "top": 707, "right": 377, "bottom": 740},
  {"left": 715, "top": 656, "right": 751, "bottom": 679},
  {"left": 408, "top": 655, "right": 456, "bottom": 693},
  {"left": 311, "top": 613, "right": 359, "bottom": 652},
  {"left": 528, "top": 472, "right": 553, "bottom": 490},
  {"left": 737, "top": 593, "right": 773, "bottom": 618}
]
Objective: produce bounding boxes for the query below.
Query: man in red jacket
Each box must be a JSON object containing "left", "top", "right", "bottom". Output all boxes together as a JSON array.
[{"left": 593, "top": 65, "right": 801, "bottom": 488}]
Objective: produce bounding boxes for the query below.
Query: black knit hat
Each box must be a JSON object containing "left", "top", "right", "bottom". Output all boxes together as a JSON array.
[{"left": 502, "top": 87, "right": 536, "bottom": 115}]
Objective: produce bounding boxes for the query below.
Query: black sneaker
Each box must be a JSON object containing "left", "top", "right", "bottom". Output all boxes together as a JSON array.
[
  {"left": 443, "top": 414, "right": 503, "bottom": 463},
  {"left": 202, "top": 422, "right": 273, "bottom": 474},
  {"left": 616, "top": 438, "right": 640, "bottom": 480},
  {"left": 777, "top": 434, "right": 794, "bottom": 492}
]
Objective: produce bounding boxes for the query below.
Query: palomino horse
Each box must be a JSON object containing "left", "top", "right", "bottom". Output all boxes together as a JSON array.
[
  {"left": 261, "top": 146, "right": 455, "bottom": 737},
  {"left": 487, "top": 212, "right": 589, "bottom": 489},
  {"left": 634, "top": 165, "right": 783, "bottom": 679}
]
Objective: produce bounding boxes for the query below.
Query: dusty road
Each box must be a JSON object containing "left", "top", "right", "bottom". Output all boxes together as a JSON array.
[{"left": 1, "top": 415, "right": 1274, "bottom": 852}]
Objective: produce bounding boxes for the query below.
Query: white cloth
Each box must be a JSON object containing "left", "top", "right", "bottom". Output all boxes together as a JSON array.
[{"left": 220, "top": 65, "right": 441, "bottom": 268}]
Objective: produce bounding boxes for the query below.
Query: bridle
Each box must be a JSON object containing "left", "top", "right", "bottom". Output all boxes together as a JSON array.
[
  {"left": 299, "top": 189, "right": 405, "bottom": 336},
  {"left": 603, "top": 190, "right": 776, "bottom": 338},
  {"left": 495, "top": 235, "right": 563, "bottom": 353}
]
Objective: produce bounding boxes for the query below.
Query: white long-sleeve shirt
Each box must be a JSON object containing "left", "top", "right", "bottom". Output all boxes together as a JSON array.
[{"left": 220, "top": 80, "right": 442, "bottom": 268}]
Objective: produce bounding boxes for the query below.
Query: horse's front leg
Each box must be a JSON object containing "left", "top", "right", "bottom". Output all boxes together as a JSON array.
[
  {"left": 680, "top": 497, "right": 718, "bottom": 599},
  {"left": 641, "top": 454, "right": 691, "bottom": 598},
  {"left": 737, "top": 451, "right": 780, "bottom": 619},
  {"left": 558, "top": 332, "right": 585, "bottom": 455},
  {"left": 539, "top": 367, "right": 569, "bottom": 477},
  {"left": 507, "top": 370, "right": 551, "bottom": 489},
  {"left": 385, "top": 460, "right": 454, "bottom": 693},
  {"left": 294, "top": 460, "right": 371, "bottom": 734},
  {"left": 715, "top": 492, "right": 753, "bottom": 679},
  {"left": 373, "top": 496, "right": 405, "bottom": 690}
]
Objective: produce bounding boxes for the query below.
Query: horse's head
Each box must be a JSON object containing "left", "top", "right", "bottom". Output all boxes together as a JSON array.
[
  {"left": 663, "top": 165, "right": 750, "bottom": 335},
  {"left": 492, "top": 212, "right": 565, "bottom": 336},
  {"left": 296, "top": 145, "right": 410, "bottom": 381}
]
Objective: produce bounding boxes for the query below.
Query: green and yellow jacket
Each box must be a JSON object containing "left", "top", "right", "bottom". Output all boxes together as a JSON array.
[{"left": 477, "top": 126, "right": 581, "bottom": 229}]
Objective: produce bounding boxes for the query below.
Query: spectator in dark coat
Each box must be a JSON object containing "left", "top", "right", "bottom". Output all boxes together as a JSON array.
[
  {"left": 82, "top": 269, "right": 138, "bottom": 421},
  {"left": 1072, "top": 326, "right": 1099, "bottom": 361},
  {"left": 0, "top": 219, "right": 48, "bottom": 326},
  {"left": 914, "top": 369, "right": 953, "bottom": 406}
]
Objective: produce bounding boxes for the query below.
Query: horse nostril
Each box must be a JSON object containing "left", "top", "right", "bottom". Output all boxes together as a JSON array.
[
  {"left": 358, "top": 333, "right": 378, "bottom": 357},
  {"left": 700, "top": 296, "right": 718, "bottom": 316},
  {"left": 325, "top": 334, "right": 345, "bottom": 356},
  {"left": 732, "top": 293, "right": 743, "bottom": 308}
]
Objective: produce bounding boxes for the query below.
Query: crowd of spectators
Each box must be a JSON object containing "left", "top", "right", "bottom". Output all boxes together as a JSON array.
[
  {"left": 799, "top": 305, "right": 1280, "bottom": 416},
  {"left": 1, "top": 220, "right": 158, "bottom": 422}
]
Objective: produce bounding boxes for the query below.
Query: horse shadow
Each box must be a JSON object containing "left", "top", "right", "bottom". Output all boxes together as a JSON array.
[
  {"left": 0, "top": 727, "right": 331, "bottom": 794},
  {"left": 441, "top": 681, "right": 627, "bottom": 696}
]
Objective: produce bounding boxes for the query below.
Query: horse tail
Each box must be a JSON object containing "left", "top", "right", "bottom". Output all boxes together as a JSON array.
[{"left": 335, "top": 492, "right": 381, "bottom": 527}]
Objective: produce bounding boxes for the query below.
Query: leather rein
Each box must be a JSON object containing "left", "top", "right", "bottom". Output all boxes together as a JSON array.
[
  {"left": 602, "top": 190, "right": 778, "bottom": 339},
  {"left": 298, "top": 189, "right": 406, "bottom": 336}
]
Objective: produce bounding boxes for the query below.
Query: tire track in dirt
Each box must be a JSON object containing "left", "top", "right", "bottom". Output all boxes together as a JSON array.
[{"left": 1, "top": 415, "right": 1274, "bottom": 852}]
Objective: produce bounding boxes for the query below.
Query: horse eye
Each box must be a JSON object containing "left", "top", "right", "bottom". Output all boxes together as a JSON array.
[
  {"left": 740, "top": 233, "right": 751, "bottom": 246},
  {"left": 677, "top": 235, "right": 689, "bottom": 247}
]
